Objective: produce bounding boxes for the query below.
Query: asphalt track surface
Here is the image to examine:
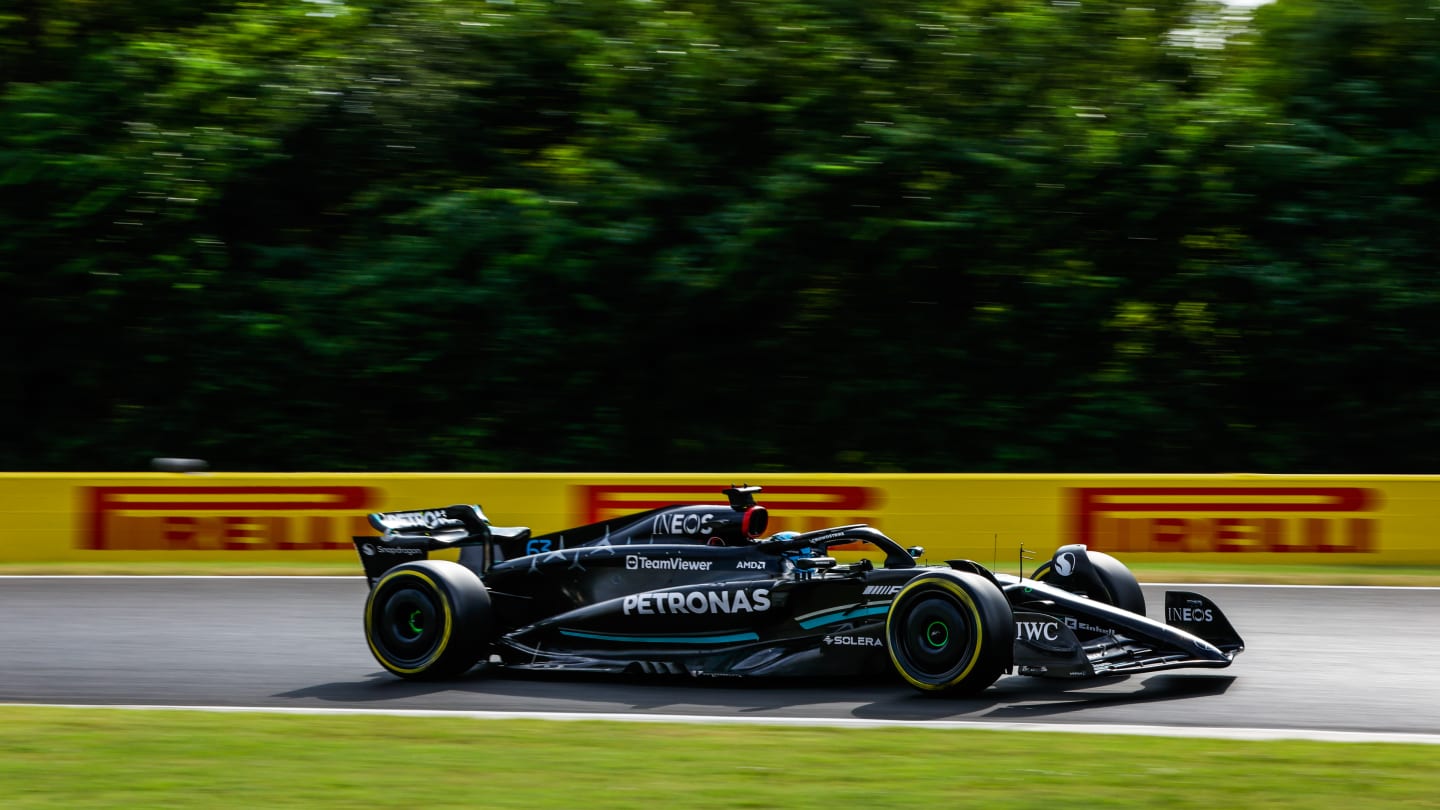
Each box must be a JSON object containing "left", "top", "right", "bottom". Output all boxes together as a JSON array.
[{"left": 3, "top": 576, "right": 1439, "bottom": 741}]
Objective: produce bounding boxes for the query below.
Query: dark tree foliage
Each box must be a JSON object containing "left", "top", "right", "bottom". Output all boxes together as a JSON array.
[{"left": 4, "top": 0, "right": 1439, "bottom": 472}]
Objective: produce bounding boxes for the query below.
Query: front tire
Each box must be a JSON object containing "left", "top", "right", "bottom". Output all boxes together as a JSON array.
[
  {"left": 364, "top": 560, "right": 493, "bottom": 680},
  {"left": 885, "top": 571, "right": 1014, "bottom": 695}
]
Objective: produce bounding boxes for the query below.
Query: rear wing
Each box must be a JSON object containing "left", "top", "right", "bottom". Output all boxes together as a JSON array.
[
  {"left": 368, "top": 505, "right": 492, "bottom": 537},
  {"left": 354, "top": 504, "right": 531, "bottom": 585}
]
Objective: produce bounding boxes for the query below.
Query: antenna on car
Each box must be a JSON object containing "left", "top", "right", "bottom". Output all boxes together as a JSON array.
[{"left": 1019, "top": 541, "right": 1036, "bottom": 579}]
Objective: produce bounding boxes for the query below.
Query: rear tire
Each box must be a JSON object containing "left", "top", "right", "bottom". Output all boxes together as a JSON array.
[
  {"left": 364, "top": 560, "right": 493, "bottom": 680},
  {"left": 1035, "top": 550, "right": 1145, "bottom": 616},
  {"left": 885, "top": 571, "right": 1014, "bottom": 695}
]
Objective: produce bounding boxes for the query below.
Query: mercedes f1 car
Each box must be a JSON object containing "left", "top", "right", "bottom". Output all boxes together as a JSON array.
[{"left": 353, "top": 486, "right": 1243, "bottom": 694}]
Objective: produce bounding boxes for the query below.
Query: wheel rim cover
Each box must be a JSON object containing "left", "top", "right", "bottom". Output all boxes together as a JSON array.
[
  {"left": 896, "top": 592, "right": 975, "bottom": 681},
  {"left": 375, "top": 585, "right": 442, "bottom": 666}
]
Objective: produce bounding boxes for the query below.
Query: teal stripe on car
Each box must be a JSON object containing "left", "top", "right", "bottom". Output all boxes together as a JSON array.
[{"left": 797, "top": 604, "right": 890, "bottom": 630}]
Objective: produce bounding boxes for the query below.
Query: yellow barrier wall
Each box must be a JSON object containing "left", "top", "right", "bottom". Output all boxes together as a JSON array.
[{"left": 2, "top": 473, "right": 1437, "bottom": 565}]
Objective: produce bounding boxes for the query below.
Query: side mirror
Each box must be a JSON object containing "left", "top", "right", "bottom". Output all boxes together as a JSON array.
[{"left": 792, "top": 556, "right": 837, "bottom": 571}]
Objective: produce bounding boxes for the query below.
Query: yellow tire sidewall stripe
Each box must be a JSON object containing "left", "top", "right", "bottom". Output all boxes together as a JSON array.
[
  {"left": 886, "top": 575, "right": 985, "bottom": 691},
  {"left": 365, "top": 568, "right": 454, "bottom": 676}
]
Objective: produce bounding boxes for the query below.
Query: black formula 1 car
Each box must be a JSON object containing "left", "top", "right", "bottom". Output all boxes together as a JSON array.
[{"left": 353, "top": 486, "right": 1243, "bottom": 694}]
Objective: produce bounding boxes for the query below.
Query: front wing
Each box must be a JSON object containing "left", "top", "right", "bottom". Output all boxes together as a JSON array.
[{"left": 1008, "top": 580, "right": 1244, "bottom": 679}]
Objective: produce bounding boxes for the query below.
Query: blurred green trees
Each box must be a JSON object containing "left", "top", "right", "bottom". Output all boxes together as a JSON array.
[{"left": 4, "top": 0, "right": 1439, "bottom": 472}]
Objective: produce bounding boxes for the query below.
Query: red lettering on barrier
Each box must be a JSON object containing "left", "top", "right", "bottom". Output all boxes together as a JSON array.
[
  {"left": 83, "top": 486, "right": 379, "bottom": 551},
  {"left": 577, "top": 484, "right": 883, "bottom": 538},
  {"left": 1070, "top": 487, "right": 1381, "bottom": 553},
  {"left": 163, "top": 516, "right": 199, "bottom": 550}
]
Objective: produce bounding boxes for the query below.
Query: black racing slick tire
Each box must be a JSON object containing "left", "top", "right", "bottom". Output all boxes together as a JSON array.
[
  {"left": 364, "top": 560, "right": 493, "bottom": 680},
  {"left": 885, "top": 570, "right": 1014, "bottom": 695},
  {"left": 1034, "top": 551, "right": 1146, "bottom": 616}
]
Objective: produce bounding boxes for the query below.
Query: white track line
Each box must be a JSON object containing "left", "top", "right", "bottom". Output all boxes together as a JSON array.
[
  {"left": 1151, "top": 582, "right": 1440, "bottom": 591},
  {"left": 4, "top": 703, "right": 1438, "bottom": 745}
]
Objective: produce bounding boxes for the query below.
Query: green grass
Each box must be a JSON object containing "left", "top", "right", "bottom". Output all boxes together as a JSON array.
[{"left": 1, "top": 706, "right": 1436, "bottom": 808}]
